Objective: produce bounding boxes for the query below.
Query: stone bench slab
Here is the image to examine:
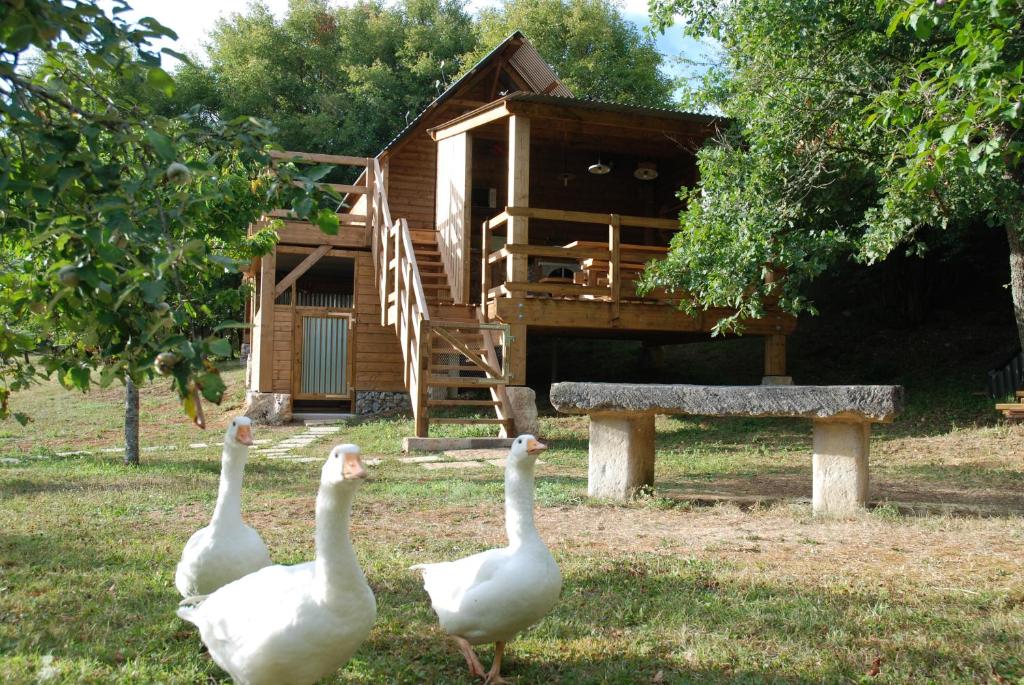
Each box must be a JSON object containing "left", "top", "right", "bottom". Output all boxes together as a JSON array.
[
  {"left": 549, "top": 382, "right": 904, "bottom": 516},
  {"left": 550, "top": 383, "right": 903, "bottom": 422}
]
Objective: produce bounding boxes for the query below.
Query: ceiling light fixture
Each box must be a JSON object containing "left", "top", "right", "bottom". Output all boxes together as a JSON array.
[
  {"left": 634, "top": 161, "right": 658, "bottom": 181},
  {"left": 588, "top": 157, "right": 611, "bottom": 175}
]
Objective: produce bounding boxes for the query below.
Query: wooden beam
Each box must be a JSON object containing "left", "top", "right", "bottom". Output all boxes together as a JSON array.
[
  {"left": 609, "top": 214, "right": 621, "bottom": 323},
  {"left": 505, "top": 206, "right": 679, "bottom": 230},
  {"left": 491, "top": 297, "right": 798, "bottom": 335},
  {"left": 274, "top": 244, "right": 330, "bottom": 298},
  {"left": 270, "top": 150, "right": 369, "bottom": 166},
  {"left": 764, "top": 334, "right": 787, "bottom": 376},
  {"left": 505, "top": 99, "right": 721, "bottom": 137},
  {"left": 257, "top": 251, "right": 276, "bottom": 393},
  {"left": 430, "top": 103, "right": 511, "bottom": 142},
  {"left": 507, "top": 116, "right": 530, "bottom": 287},
  {"left": 289, "top": 180, "right": 367, "bottom": 195}
]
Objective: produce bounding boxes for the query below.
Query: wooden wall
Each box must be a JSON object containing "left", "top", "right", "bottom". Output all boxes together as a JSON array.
[
  {"left": 271, "top": 306, "right": 293, "bottom": 394},
  {"left": 266, "top": 252, "right": 407, "bottom": 397},
  {"left": 385, "top": 134, "right": 437, "bottom": 231},
  {"left": 353, "top": 253, "right": 406, "bottom": 392},
  {"left": 435, "top": 133, "right": 472, "bottom": 304}
]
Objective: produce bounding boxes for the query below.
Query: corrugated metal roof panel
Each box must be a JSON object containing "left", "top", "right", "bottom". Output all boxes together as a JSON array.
[
  {"left": 508, "top": 44, "right": 573, "bottom": 98},
  {"left": 507, "top": 92, "right": 724, "bottom": 124},
  {"left": 377, "top": 31, "right": 572, "bottom": 157}
]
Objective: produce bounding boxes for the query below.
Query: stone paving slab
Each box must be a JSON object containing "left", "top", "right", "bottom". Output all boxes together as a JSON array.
[
  {"left": 399, "top": 455, "right": 441, "bottom": 464},
  {"left": 485, "top": 458, "right": 545, "bottom": 468},
  {"left": 422, "top": 460, "right": 484, "bottom": 470},
  {"left": 443, "top": 448, "right": 508, "bottom": 461}
]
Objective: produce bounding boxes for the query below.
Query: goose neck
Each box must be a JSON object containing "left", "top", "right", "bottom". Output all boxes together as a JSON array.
[
  {"left": 209, "top": 444, "right": 247, "bottom": 528},
  {"left": 313, "top": 484, "right": 365, "bottom": 602},
  {"left": 505, "top": 461, "right": 541, "bottom": 549}
]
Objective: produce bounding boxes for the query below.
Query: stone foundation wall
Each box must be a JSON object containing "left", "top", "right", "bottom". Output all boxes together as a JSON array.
[
  {"left": 243, "top": 391, "right": 292, "bottom": 425},
  {"left": 355, "top": 390, "right": 411, "bottom": 417}
]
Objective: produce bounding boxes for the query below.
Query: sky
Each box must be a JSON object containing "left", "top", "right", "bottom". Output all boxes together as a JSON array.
[{"left": 101, "top": 0, "right": 714, "bottom": 83}]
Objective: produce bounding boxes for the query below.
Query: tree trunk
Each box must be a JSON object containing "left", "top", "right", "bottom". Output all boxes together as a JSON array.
[{"left": 124, "top": 378, "right": 140, "bottom": 466}]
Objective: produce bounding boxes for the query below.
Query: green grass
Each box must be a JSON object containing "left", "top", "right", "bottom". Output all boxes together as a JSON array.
[{"left": 1, "top": 369, "right": 1023, "bottom": 683}]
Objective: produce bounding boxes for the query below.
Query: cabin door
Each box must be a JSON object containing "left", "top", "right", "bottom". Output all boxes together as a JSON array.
[{"left": 293, "top": 312, "right": 352, "bottom": 400}]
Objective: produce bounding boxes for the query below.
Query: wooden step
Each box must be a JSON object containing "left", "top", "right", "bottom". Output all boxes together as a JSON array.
[
  {"left": 430, "top": 417, "right": 511, "bottom": 426},
  {"left": 429, "top": 364, "right": 487, "bottom": 372},
  {"left": 427, "top": 399, "right": 501, "bottom": 407},
  {"left": 427, "top": 376, "right": 506, "bottom": 387},
  {"left": 995, "top": 403, "right": 1024, "bottom": 411}
]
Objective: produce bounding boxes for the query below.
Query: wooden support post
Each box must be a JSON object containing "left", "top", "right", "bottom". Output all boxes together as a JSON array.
[
  {"left": 506, "top": 116, "right": 530, "bottom": 287},
  {"left": 507, "top": 322, "right": 527, "bottom": 386},
  {"left": 257, "top": 250, "right": 276, "bottom": 393},
  {"left": 608, "top": 214, "right": 621, "bottom": 324},
  {"left": 764, "top": 334, "right": 788, "bottom": 378},
  {"left": 505, "top": 116, "right": 530, "bottom": 385},
  {"left": 481, "top": 220, "right": 491, "bottom": 311}
]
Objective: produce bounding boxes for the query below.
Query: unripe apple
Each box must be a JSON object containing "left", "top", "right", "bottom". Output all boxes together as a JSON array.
[
  {"left": 57, "top": 265, "right": 80, "bottom": 287},
  {"left": 165, "top": 162, "right": 192, "bottom": 185},
  {"left": 154, "top": 352, "right": 178, "bottom": 375}
]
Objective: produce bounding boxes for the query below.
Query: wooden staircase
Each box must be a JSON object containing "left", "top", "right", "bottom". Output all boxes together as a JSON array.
[{"left": 370, "top": 159, "right": 512, "bottom": 437}]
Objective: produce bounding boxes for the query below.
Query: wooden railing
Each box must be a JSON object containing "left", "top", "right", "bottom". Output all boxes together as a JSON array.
[
  {"left": 482, "top": 206, "right": 680, "bottom": 320},
  {"left": 370, "top": 157, "right": 431, "bottom": 436}
]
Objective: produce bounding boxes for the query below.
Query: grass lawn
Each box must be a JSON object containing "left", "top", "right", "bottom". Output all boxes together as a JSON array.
[{"left": 1, "top": 364, "right": 1023, "bottom": 684}]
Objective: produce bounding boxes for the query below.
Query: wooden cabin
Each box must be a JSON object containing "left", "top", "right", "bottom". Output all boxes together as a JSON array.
[{"left": 245, "top": 32, "right": 796, "bottom": 435}]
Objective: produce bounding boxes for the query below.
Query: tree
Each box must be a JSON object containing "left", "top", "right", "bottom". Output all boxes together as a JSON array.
[
  {"left": 472, "top": 0, "right": 674, "bottom": 107},
  {"left": 169, "top": 0, "right": 478, "bottom": 158},
  {"left": 0, "top": 0, "right": 338, "bottom": 426},
  {"left": 643, "top": 0, "right": 1024, "bottom": 345}
]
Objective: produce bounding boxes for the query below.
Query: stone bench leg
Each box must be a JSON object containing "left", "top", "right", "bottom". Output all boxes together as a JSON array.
[
  {"left": 812, "top": 420, "right": 870, "bottom": 516},
  {"left": 588, "top": 413, "right": 655, "bottom": 500}
]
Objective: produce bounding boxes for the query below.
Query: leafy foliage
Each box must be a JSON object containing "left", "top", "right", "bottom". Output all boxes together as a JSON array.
[
  {"left": 169, "top": 0, "right": 479, "bottom": 158},
  {"left": 643, "top": 0, "right": 1024, "bottom": 337},
  {"left": 0, "top": 0, "right": 338, "bottom": 424},
  {"left": 472, "top": 0, "right": 674, "bottom": 106}
]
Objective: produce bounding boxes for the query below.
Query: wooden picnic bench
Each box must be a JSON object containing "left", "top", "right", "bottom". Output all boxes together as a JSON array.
[{"left": 549, "top": 382, "right": 904, "bottom": 516}]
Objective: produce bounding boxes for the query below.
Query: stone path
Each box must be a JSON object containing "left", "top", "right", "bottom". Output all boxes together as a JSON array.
[
  {"left": 3, "top": 432, "right": 514, "bottom": 471},
  {"left": 251, "top": 425, "right": 344, "bottom": 463},
  {"left": 2, "top": 426, "right": 347, "bottom": 466},
  {"left": 395, "top": 448, "right": 541, "bottom": 471}
]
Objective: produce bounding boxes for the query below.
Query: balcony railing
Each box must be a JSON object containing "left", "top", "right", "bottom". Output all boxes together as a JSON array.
[{"left": 482, "top": 206, "right": 682, "bottom": 318}]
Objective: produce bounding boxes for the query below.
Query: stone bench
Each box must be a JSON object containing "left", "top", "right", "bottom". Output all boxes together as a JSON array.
[{"left": 549, "top": 383, "right": 904, "bottom": 516}]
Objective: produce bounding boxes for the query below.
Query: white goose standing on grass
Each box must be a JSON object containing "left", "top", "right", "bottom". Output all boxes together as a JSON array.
[
  {"left": 177, "top": 444, "right": 376, "bottom": 685},
  {"left": 412, "top": 434, "right": 561, "bottom": 684},
  {"left": 175, "top": 416, "right": 271, "bottom": 597}
]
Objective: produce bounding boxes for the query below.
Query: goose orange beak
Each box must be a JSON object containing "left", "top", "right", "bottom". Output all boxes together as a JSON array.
[
  {"left": 342, "top": 452, "right": 368, "bottom": 480},
  {"left": 526, "top": 438, "right": 547, "bottom": 454},
  {"left": 235, "top": 424, "right": 254, "bottom": 446}
]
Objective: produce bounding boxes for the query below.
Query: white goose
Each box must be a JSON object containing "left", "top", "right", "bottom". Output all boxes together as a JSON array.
[
  {"left": 175, "top": 416, "right": 271, "bottom": 597},
  {"left": 412, "top": 434, "right": 561, "bottom": 684},
  {"left": 176, "top": 444, "right": 376, "bottom": 685}
]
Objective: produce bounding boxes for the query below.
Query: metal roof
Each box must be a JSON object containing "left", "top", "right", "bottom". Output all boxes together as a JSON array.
[
  {"left": 505, "top": 92, "right": 724, "bottom": 126},
  {"left": 377, "top": 31, "right": 572, "bottom": 157}
]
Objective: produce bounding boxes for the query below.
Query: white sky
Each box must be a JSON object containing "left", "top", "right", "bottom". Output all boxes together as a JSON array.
[{"left": 102, "top": 0, "right": 711, "bottom": 79}]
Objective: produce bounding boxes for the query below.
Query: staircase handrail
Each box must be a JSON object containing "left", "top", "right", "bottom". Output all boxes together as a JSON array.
[{"left": 370, "top": 157, "right": 430, "bottom": 434}]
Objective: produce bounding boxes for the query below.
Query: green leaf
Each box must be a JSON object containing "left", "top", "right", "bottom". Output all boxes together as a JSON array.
[
  {"left": 208, "top": 337, "right": 232, "bottom": 357},
  {"left": 145, "top": 129, "right": 175, "bottom": 161},
  {"left": 146, "top": 66, "right": 175, "bottom": 96},
  {"left": 198, "top": 372, "right": 227, "bottom": 403},
  {"left": 315, "top": 209, "right": 340, "bottom": 236}
]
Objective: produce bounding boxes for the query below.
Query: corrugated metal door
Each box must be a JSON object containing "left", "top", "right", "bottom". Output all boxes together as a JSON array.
[{"left": 297, "top": 314, "right": 350, "bottom": 399}]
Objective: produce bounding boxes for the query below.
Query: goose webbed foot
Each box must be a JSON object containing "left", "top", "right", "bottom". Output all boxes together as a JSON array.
[
  {"left": 453, "top": 636, "right": 486, "bottom": 679},
  {"left": 483, "top": 641, "right": 510, "bottom": 684}
]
